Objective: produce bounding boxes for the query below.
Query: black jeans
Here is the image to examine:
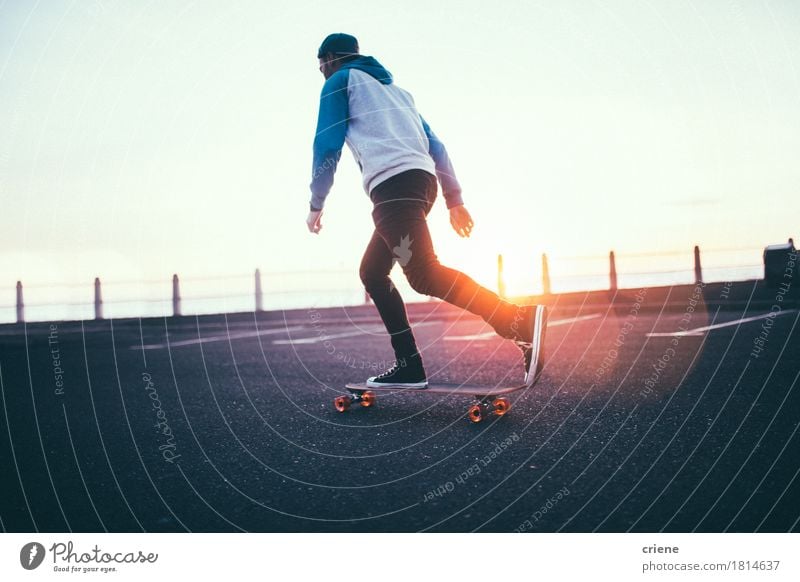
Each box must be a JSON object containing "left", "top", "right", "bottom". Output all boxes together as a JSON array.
[{"left": 359, "top": 169, "right": 516, "bottom": 360}]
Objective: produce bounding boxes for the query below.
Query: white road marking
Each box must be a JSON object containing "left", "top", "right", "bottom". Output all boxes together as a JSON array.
[
  {"left": 273, "top": 326, "right": 384, "bottom": 345},
  {"left": 272, "top": 321, "right": 438, "bottom": 346},
  {"left": 134, "top": 325, "right": 304, "bottom": 350},
  {"left": 444, "top": 313, "right": 602, "bottom": 341},
  {"left": 647, "top": 309, "right": 797, "bottom": 338}
]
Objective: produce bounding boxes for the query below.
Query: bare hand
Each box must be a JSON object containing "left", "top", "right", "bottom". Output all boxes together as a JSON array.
[
  {"left": 449, "top": 205, "right": 474, "bottom": 238},
  {"left": 306, "top": 210, "right": 323, "bottom": 234}
]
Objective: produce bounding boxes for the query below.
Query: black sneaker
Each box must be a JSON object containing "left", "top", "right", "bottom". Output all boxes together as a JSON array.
[
  {"left": 512, "top": 305, "right": 547, "bottom": 386},
  {"left": 366, "top": 357, "right": 428, "bottom": 389}
]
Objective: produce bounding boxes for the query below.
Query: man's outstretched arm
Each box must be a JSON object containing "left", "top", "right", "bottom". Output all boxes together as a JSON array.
[
  {"left": 309, "top": 71, "right": 350, "bottom": 213},
  {"left": 420, "top": 115, "right": 464, "bottom": 209},
  {"left": 420, "top": 116, "right": 472, "bottom": 237}
]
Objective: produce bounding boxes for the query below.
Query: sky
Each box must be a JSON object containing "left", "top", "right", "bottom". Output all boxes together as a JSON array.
[{"left": 0, "top": 0, "right": 798, "bottom": 311}]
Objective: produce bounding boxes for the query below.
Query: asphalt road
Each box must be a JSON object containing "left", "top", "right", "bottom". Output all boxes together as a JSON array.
[{"left": 1, "top": 286, "right": 798, "bottom": 532}]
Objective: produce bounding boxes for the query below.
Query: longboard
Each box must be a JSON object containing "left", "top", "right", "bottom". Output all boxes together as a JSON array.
[{"left": 336, "top": 381, "right": 533, "bottom": 423}]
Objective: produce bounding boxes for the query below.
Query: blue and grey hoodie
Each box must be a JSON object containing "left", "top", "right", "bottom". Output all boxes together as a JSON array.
[{"left": 310, "top": 56, "right": 463, "bottom": 211}]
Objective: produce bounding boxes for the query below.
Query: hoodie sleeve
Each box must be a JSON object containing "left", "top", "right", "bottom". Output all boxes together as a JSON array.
[
  {"left": 309, "top": 70, "right": 350, "bottom": 211},
  {"left": 420, "top": 115, "right": 463, "bottom": 208}
]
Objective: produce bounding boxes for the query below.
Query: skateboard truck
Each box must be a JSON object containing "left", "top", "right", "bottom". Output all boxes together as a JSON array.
[
  {"left": 467, "top": 396, "right": 511, "bottom": 423},
  {"left": 334, "top": 390, "right": 376, "bottom": 413}
]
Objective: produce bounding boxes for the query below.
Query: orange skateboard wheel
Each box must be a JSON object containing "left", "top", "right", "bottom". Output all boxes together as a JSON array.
[
  {"left": 334, "top": 395, "right": 351, "bottom": 412},
  {"left": 360, "top": 391, "right": 376, "bottom": 407},
  {"left": 468, "top": 404, "right": 483, "bottom": 423},
  {"left": 493, "top": 397, "right": 511, "bottom": 416}
]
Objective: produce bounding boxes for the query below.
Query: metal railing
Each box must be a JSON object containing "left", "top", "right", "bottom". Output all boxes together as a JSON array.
[{"left": 1, "top": 241, "right": 791, "bottom": 324}]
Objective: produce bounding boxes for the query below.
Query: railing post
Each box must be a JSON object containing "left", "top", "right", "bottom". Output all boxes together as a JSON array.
[
  {"left": 254, "top": 268, "right": 263, "bottom": 312},
  {"left": 497, "top": 254, "right": 506, "bottom": 298},
  {"left": 172, "top": 274, "right": 182, "bottom": 317},
  {"left": 16, "top": 281, "right": 24, "bottom": 323},
  {"left": 694, "top": 245, "right": 703, "bottom": 284},
  {"left": 609, "top": 250, "right": 618, "bottom": 291},
  {"left": 94, "top": 277, "right": 103, "bottom": 320},
  {"left": 541, "top": 253, "right": 551, "bottom": 295}
]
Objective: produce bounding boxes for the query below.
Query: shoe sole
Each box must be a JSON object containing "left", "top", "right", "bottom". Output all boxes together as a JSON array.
[
  {"left": 365, "top": 380, "right": 429, "bottom": 389},
  {"left": 523, "top": 305, "right": 547, "bottom": 387}
]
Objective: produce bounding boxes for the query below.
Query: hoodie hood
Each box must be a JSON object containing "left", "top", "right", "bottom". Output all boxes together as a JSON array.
[{"left": 339, "top": 55, "right": 393, "bottom": 85}]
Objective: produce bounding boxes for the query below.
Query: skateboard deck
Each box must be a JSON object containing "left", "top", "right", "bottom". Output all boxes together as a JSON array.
[
  {"left": 335, "top": 380, "right": 535, "bottom": 423},
  {"left": 345, "top": 382, "right": 525, "bottom": 397}
]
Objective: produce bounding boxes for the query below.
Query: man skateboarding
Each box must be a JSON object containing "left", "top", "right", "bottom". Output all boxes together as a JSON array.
[{"left": 307, "top": 33, "right": 546, "bottom": 389}]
